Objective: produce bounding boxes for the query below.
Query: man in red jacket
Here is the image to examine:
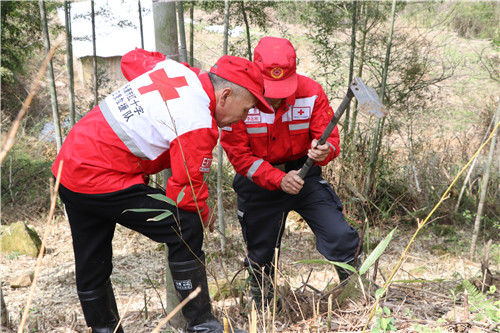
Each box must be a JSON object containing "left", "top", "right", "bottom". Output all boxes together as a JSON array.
[
  {"left": 53, "top": 49, "right": 271, "bottom": 333},
  {"left": 221, "top": 37, "right": 361, "bottom": 308}
]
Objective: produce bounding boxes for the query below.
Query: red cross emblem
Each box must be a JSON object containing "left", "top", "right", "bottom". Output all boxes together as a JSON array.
[
  {"left": 138, "top": 69, "right": 188, "bottom": 101},
  {"left": 297, "top": 109, "right": 305, "bottom": 115}
]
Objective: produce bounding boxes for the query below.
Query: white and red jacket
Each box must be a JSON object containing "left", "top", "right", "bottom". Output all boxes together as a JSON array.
[
  {"left": 53, "top": 49, "right": 217, "bottom": 221},
  {"left": 221, "top": 74, "right": 340, "bottom": 191}
]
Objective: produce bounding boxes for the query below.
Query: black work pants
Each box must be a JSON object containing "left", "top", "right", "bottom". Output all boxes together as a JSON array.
[
  {"left": 234, "top": 164, "right": 360, "bottom": 273},
  {"left": 59, "top": 183, "right": 204, "bottom": 292}
]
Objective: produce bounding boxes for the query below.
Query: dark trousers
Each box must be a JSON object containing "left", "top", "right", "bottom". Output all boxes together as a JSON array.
[
  {"left": 234, "top": 163, "right": 360, "bottom": 273},
  {"left": 59, "top": 183, "right": 204, "bottom": 292}
]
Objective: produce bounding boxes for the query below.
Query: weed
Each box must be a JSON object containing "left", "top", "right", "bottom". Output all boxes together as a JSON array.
[
  {"left": 5, "top": 251, "right": 21, "bottom": 260},
  {"left": 1, "top": 143, "right": 53, "bottom": 222},
  {"left": 411, "top": 323, "right": 443, "bottom": 333},
  {"left": 371, "top": 306, "right": 397, "bottom": 332},
  {"left": 461, "top": 281, "right": 500, "bottom": 322},
  {"left": 297, "top": 228, "right": 396, "bottom": 279}
]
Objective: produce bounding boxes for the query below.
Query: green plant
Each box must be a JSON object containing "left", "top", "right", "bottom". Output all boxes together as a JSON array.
[
  {"left": 461, "top": 209, "right": 474, "bottom": 226},
  {"left": 123, "top": 188, "right": 185, "bottom": 221},
  {"left": 5, "top": 251, "right": 21, "bottom": 260},
  {"left": 460, "top": 209, "right": 500, "bottom": 239},
  {"left": 461, "top": 280, "right": 500, "bottom": 323},
  {"left": 296, "top": 228, "right": 396, "bottom": 277},
  {"left": 411, "top": 323, "right": 443, "bottom": 333},
  {"left": 1, "top": 146, "right": 53, "bottom": 222},
  {"left": 448, "top": 2, "right": 499, "bottom": 39},
  {"left": 1, "top": 1, "right": 61, "bottom": 123},
  {"left": 371, "top": 306, "right": 396, "bottom": 332}
]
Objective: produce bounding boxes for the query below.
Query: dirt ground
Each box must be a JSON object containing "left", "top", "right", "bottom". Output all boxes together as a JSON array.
[{"left": 2, "top": 209, "right": 498, "bottom": 332}]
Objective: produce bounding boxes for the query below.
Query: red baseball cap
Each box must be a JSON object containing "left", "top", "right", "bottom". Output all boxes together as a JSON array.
[
  {"left": 253, "top": 37, "right": 298, "bottom": 99},
  {"left": 210, "top": 55, "right": 273, "bottom": 113}
]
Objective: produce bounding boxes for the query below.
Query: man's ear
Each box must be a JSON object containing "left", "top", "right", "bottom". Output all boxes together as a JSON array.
[{"left": 219, "top": 88, "right": 232, "bottom": 107}]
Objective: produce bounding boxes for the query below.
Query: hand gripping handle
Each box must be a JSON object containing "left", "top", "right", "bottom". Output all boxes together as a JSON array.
[{"left": 298, "top": 88, "right": 354, "bottom": 179}]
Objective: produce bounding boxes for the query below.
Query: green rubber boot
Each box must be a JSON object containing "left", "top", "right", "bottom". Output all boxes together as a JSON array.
[{"left": 248, "top": 266, "right": 274, "bottom": 310}]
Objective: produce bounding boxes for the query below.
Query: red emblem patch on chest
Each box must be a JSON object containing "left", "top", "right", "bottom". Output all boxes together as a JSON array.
[
  {"left": 245, "top": 108, "right": 262, "bottom": 124},
  {"left": 292, "top": 106, "right": 311, "bottom": 120},
  {"left": 199, "top": 157, "right": 213, "bottom": 173}
]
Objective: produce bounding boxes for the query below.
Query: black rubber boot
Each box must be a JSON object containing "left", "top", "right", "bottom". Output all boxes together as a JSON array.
[
  {"left": 169, "top": 256, "right": 246, "bottom": 333},
  {"left": 335, "top": 257, "right": 362, "bottom": 283},
  {"left": 77, "top": 279, "right": 124, "bottom": 333},
  {"left": 248, "top": 265, "right": 274, "bottom": 310}
]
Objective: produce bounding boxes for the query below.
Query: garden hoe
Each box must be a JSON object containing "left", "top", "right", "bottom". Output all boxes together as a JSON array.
[{"left": 298, "top": 77, "right": 388, "bottom": 179}]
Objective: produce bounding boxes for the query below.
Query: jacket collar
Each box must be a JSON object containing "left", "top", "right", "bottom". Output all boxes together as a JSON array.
[{"left": 199, "top": 73, "right": 216, "bottom": 115}]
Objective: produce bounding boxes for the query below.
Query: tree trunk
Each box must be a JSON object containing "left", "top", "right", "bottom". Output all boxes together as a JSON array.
[
  {"left": 189, "top": 1, "right": 194, "bottom": 66},
  {"left": 222, "top": 0, "right": 230, "bottom": 55},
  {"left": 470, "top": 101, "right": 500, "bottom": 259},
  {"left": 39, "top": 0, "right": 62, "bottom": 152},
  {"left": 217, "top": 0, "right": 231, "bottom": 252},
  {"left": 364, "top": 0, "right": 396, "bottom": 194},
  {"left": 152, "top": 1, "right": 184, "bottom": 328},
  {"left": 153, "top": 1, "right": 179, "bottom": 60},
  {"left": 64, "top": 0, "right": 75, "bottom": 128},
  {"left": 349, "top": 2, "right": 368, "bottom": 143},
  {"left": 344, "top": 1, "right": 357, "bottom": 136},
  {"left": 138, "top": 0, "right": 144, "bottom": 49},
  {"left": 241, "top": 1, "right": 252, "bottom": 60},
  {"left": 1, "top": 287, "right": 8, "bottom": 328},
  {"left": 177, "top": 0, "right": 188, "bottom": 62},
  {"left": 90, "top": 0, "right": 98, "bottom": 105}
]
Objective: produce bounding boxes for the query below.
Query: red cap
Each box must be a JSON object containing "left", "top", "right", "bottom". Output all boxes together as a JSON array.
[
  {"left": 254, "top": 37, "right": 298, "bottom": 99},
  {"left": 210, "top": 55, "right": 273, "bottom": 113}
]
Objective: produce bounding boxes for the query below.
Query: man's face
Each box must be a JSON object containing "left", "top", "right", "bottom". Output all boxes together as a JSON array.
[
  {"left": 265, "top": 97, "right": 284, "bottom": 109},
  {"left": 215, "top": 88, "right": 257, "bottom": 128}
]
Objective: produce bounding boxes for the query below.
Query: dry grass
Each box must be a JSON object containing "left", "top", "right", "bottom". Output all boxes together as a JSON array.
[{"left": 2, "top": 209, "right": 498, "bottom": 332}]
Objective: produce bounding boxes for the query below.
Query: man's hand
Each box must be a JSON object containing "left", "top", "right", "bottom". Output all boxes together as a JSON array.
[
  {"left": 308, "top": 139, "right": 330, "bottom": 162},
  {"left": 280, "top": 170, "right": 304, "bottom": 194},
  {"left": 203, "top": 207, "right": 216, "bottom": 232}
]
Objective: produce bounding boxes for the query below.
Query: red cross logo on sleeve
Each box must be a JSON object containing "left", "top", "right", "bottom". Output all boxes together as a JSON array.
[
  {"left": 298, "top": 109, "right": 305, "bottom": 115},
  {"left": 138, "top": 69, "right": 188, "bottom": 101}
]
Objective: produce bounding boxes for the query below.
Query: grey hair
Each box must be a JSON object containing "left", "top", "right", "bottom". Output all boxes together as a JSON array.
[{"left": 208, "top": 72, "right": 246, "bottom": 96}]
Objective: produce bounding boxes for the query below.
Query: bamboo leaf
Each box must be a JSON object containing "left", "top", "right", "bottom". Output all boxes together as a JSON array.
[
  {"left": 177, "top": 186, "right": 186, "bottom": 204},
  {"left": 123, "top": 208, "right": 169, "bottom": 213},
  {"left": 148, "top": 193, "right": 177, "bottom": 206},
  {"left": 295, "top": 259, "right": 357, "bottom": 273},
  {"left": 147, "top": 210, "right": 173, "bottom": 221},
  {"left": 359, "top": 228, "right": 396, "bottom": 275}
]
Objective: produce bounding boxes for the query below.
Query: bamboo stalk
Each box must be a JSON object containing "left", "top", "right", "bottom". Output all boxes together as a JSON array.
[
  {"left": 463, "top": 289, "right": 469, "bottom": 322},
  {"left": 327, "top": 294, "right": 332, "bottom": 330},
  {"left": 250, "top": 301, "right": 257, "bottom": 333},
  {"left": 272, "top": 247, "right": 279, "bottom": 333},
  {"left": 113, "top": 297, "right": 133, "bottom": 333},
  {"left": 151, "top": 286, "right": 201, "bottom": 333}
]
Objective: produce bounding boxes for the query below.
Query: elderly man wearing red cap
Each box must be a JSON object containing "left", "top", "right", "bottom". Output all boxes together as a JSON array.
[
  {"left": 52, "top": 48, "right": 271, "bottom": 333},
  {"left": 221, "top": 37, "right": 361, "bottom": 308}
]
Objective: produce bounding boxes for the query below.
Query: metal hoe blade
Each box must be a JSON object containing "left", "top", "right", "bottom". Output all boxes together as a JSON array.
[
  {"left": 298, "top": 76, "right": 388, "bottom": 179},
  {"left": 350, "top": 77, "right": 388, "bottom": 118}
]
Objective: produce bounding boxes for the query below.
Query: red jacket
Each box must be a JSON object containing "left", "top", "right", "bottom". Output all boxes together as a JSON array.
[
  {"left": 221, "top": 74, "right": 340, "bottom": 191},
  {"left": 53, "top": 51, "right": 217, "bottom": 221}
]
